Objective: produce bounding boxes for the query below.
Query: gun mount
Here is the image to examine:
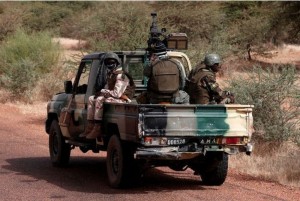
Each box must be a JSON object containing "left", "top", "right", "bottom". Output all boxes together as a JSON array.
[{"left": 147, "top": 12, "right": 188, "bottom": 52}]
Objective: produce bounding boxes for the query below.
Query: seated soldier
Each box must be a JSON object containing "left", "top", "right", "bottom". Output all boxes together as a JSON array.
[{"left": 80, "top": 52, "right": 135, "bottom": 140}]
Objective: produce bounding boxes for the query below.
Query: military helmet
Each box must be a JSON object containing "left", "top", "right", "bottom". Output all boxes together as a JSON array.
[
  {"left": 204, "top": 53, "right": 221, "bottom": 67},
  {"left": 104, "top": 52, "right": 121, "bottom": 70}
]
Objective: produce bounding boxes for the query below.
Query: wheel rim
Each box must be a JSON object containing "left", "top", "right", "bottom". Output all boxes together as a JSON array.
[{"left": 111, "top": 149, "right": 119, "bottom": 174}]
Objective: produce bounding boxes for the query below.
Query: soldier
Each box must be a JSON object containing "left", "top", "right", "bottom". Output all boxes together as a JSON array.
[
  {"left": 80, "top": 52, "right": 135, "bottom": 140},
  {"left": 185, "top": 53, "right": 234, "bottom": 104},
  {"left": 142, "top": 41, "right": 189, "bottom": 104}
]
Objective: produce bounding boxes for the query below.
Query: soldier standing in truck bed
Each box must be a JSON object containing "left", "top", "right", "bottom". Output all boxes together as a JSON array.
[{"left": 142, "top": 41, "right": 189, "bottom": 104}]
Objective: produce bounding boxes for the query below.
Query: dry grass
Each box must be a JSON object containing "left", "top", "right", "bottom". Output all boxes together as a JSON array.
[
  {"left": 230, "top": 142, "right": 300, "bottom": 187},
  {"left": 0, "top": 89, "right": 11, "bottom": 103}
]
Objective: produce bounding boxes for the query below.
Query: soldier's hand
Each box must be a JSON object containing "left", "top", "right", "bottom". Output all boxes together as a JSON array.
[
  {"left": 94, "top": 91, "right": 100, "bottom": 98},
  {"left": 224, "top": 90, "right": 232, "bottom": 96},
  {"left": 221, "top": 91, "right": 235, "bottom": 104},
  {"left": 103, "top": 92, "right": 111, "bottom": 98},
  {"left": 226, "top": 91, "right": 235, "bottom": 103},
  {"left": 229, "top": 95, "right": 235, "bottom": 103}
]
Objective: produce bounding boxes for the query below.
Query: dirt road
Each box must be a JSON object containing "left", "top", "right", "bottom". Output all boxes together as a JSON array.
[{"left": 0, "top": 103, "right": 299, "bottom": 201}]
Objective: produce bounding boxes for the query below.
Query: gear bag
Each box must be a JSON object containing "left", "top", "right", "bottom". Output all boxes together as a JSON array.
[{"left": 148, "top": 59, "right": 180, "bottom": 95}]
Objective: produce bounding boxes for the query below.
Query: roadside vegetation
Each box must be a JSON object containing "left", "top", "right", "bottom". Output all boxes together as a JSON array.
[
  {"left": 227, "top": 65, "right": 300, "bottom": 187},
  {"left": 0, "top": 1, "right": 299, "bottom": 187},
  {"left": 228, "top": 65, "right": 300, "bottom": 145},
  {"left": 0, "top": 29, "right": 62, "bottom": 103}
]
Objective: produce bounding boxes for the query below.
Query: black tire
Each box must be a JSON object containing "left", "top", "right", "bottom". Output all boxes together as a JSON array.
[
  {"left": 106, "top": 135, "right": 139, "bottom": 188},
  {"left": 200, "top": 152, "right": 228, "bottom": 186},
  {"left": 49, "top": 120, "right": 71, "bottom": 167}
]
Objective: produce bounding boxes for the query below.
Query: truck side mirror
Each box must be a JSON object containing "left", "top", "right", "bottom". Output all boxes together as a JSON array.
[{"left": 64, "top": 80, "right": 73, "bottom": 94}]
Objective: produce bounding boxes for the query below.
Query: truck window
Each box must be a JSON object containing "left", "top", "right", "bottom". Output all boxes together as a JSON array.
[
  {"left": 76, "top": 61, "right": 92, "bottom": 94},
  {"left": 124, "top": 57, "right": 144, "bottom": 82},
  {"left": 128, "top": 63, "right": 144, "bottom": 80}
]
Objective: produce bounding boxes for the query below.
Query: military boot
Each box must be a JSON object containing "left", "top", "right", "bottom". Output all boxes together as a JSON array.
[
  {"left": 86, "top": 122, "right": 102, "bottom": 139},
  {"left": 79, "top": 120, "right": 94, "bottom": 138}
]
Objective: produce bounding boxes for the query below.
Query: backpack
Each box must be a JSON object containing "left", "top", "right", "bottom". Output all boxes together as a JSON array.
[{"left": 148, "top": 58, "right": 180, "bottom": 95}]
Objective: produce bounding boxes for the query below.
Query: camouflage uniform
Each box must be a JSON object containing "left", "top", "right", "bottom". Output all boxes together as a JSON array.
[
  {"left": 87, "top": 67, "right": 134, "bottom": 121},
  {"left": 82, "top": 52, "right": 135, "bottom": 140},
  {"left": 187, "top": 65, "right": 223, "bottom": 104},
  {"left": 186, "top": 53, "right": 233, "bottom": 104}
]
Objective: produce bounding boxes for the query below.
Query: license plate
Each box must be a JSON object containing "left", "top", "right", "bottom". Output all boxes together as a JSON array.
[{"left": 167, "top": 138, "right": 186, "bottom": 145}]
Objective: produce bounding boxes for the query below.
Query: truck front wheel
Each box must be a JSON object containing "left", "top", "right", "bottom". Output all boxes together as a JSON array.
[
  {"left": 106, "top": 135, "right": 138, "bottom": 188},
  {"left": 49, "top": 120, "right": 71, "bottom": 167},
  {"left": 200, "top": 152, "right": 228, "bottom": 186}
]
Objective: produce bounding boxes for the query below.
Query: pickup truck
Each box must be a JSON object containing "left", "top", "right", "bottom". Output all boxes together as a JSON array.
[{"left": 45, "top": 50, "right": 254, "bottom": 188}]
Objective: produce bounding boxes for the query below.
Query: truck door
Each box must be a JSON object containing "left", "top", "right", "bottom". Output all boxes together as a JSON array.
[{"left": 64, "top": 60, "right": 94, "bottom": 137}]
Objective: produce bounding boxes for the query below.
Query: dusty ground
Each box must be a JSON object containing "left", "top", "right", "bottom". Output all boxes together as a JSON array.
[
  {"left": 253, "top": 44, "right": 300, "bottom": 67},
  {"left": 52, "top": 37, "right": 87, "bottom": 50}
]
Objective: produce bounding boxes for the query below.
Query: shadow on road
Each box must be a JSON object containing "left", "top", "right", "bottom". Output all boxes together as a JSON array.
[{"left": 3, "top": 156, "right": 212, "bottom": 194}]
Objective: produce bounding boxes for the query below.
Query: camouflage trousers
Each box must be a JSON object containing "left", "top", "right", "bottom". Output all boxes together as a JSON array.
[{"left": 87, "top": 95, "right": 126, "bottom": 121}]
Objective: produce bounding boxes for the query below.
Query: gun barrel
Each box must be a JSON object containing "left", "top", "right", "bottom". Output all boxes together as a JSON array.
[{"left": 150, "top": 12, "right": 160, "bottom": 36}]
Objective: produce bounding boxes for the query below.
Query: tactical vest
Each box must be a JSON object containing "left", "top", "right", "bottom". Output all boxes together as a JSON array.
[
  {"left": 190, "top": 67, "right": 213, "bottom": 82},
  {"left": 148, "top": 58, "right": 180, "bottom": 97},
  {"left": 185, "top": 66, "right": 219, "bottom": 104},
  {"left": 107, "top": 70, "right": 136, "bottom": 99}
]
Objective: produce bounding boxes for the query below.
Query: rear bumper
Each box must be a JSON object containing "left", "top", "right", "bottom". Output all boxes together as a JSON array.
[
  {"left": 135, "top": 146, "right": 201, "bottom": 160},
  {"left": 134, "top": 143, "right": 254, "bottom": 160}
]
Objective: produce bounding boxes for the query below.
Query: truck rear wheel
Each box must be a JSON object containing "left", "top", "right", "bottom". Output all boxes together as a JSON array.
[
  {"left": 200, "top": 152, "right": 228, "bottom": 186},
  {"left": 49, "top": 120, "right": 71, "bottom": 167},
  {"left": 106, "top": 135, "right": 138, "bottom": 188}
]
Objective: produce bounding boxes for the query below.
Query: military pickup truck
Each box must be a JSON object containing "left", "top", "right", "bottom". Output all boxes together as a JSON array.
[{"left": 45, "top": 50, "right": 254, "bottom": 188}]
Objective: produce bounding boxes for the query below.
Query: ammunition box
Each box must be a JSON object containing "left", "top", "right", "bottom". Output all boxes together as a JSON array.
[{"left": 166, "top": 33, "right": 188, "bottom": 50}]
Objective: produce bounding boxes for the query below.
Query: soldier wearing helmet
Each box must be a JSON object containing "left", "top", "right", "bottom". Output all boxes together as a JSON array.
[
  {"left": 185, "top": 53, "right": 234, "bottom": 104},
  {"left": 140, "top": 41, "right": 189, "bottom": 104},
  {"left": 80, "top": 52, "right": 135, "bottom": 140}
]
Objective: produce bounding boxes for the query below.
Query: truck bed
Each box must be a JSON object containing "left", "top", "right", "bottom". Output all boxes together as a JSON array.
[{"left": 103, "top": 103, "right": 254, "bottom": 159}]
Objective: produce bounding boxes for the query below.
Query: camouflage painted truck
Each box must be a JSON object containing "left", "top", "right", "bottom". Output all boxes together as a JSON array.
[{"left": 45, "top": 50, "right": 254, "bottom": 188}]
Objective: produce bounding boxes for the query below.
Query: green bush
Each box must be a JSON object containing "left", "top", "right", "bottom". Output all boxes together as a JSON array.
[
  {"left": 0, "top": 29, "right": 61, "bottom": 102},
  {"left": 22, "top": 2, "right": 73, "bottom": 33},
  {"left": 152, "top": 2, "right": 229, "bottom": 65},
  {"left": 0, "top": 2, "right": 23, "bottom": 41},
  {"left": 227, "top": 65, "right": 300, "bottom": 145},
  {"left": 1, "top": 1, "right": 299, "bottom": 58},
  {"left": 60, "top": 2, "right": 151, "bottom": 52}
]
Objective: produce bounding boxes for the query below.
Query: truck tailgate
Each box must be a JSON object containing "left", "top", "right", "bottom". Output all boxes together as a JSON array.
[{"left": 140, "top": 104, "right": 254, "bottom": 139}]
